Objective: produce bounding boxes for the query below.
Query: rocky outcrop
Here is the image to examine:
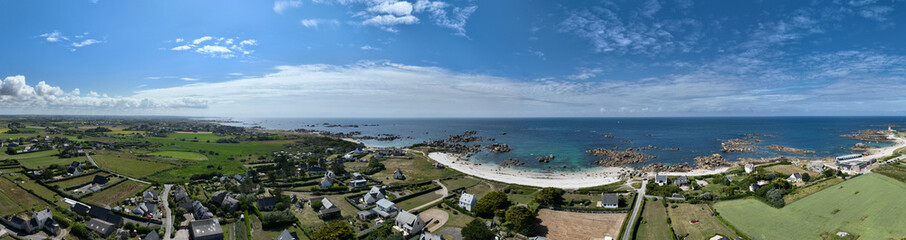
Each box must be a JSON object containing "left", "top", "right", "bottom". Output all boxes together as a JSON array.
[
  {"left": 501, "top": 158, "right": 524, "bottom": 167},
  {"left": 537, "top": 154, "right": 555, "bottom": 163},
  {"left": 721, "top": 139, "right": 759, "bottom": 153},
  {"left": 485, "top": 143, "right": 512, "bottom": 153},
  {"left": 447, "top": 130, "right": 483, "bottom": 143},
  {"left": 851, "top": 142, "right": 876, "bottom": 151},
  {"left": 766, "top": 145, "right": 815, "bottom": 154},
  {"left": 639, "top": 163, "right": 691, "bottom": 172},
  {"left": 841, "top": 130, "right": 892, "bottom": 142},
  {"left": 588, "top": 148, "right": 655, "bottom": 167},
  {"left": 735, "top": 156, "right": 795, "bottom": 166},
  {"left": 694, "top": 154, "right": 730, "bottom": 170}
]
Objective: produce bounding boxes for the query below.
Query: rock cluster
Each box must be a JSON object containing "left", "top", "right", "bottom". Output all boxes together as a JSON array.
[
  {"left": 841, "top": 130, "right": 892, "bottom": 142},
  {"left": 694, "top": 153, "right": 730, "bottom": 169},
  {"left": 851, "top": 143, "right": 876, "bottom": 151},
  {"left": 588, "top": 148, "right": 655, "bottom": 167},
  {"left": 447, "top": 130, "right": 483, "bottom": 143},
  {"left": 537, "top": 154, "right": 555, "bottom": 163},
  {"left": 485, "top": 143, "right": 512, "bottom": 153},
  {"left": 501, "top": 158, "right": 524, "bottom": 167},
  {"left": 639, "top": 163, "right": 691, "bottom": 172},
  {"left": 766, "top": 145, "right": 815, "bottom": 154},
  {"left": 721, "top": 139, "right": 759, "bottom": 152}
]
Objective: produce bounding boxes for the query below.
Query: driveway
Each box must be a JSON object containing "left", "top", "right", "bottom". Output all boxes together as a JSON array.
[{"left": 621, "top": 179, "right": 647, "bottom": 240}]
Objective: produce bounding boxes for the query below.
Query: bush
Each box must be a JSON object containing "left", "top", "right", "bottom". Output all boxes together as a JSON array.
[
  {"left": 765, "top": 188, "right": 784, "bottom": 207},
  {"left": 473, "top": 192, "right": 509, "bottom": 218},
  {"left": 312, "top": 221, "right": 356, "bottom": 240},
  {"left": 505, "top": 205, "right": 536, "bottom": 236},
  {"left": 462, "top": 219, "right": 494, "bottom": 240},
  {"left": 534, "top": 187, "right": 565, "bottom": 206}
]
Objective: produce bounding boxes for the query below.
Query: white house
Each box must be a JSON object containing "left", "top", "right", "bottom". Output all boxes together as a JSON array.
[
  {"left": 394, "top": 211, "right": 425, "bottom": 236},
  {"left": 787, "top": 173, "right": 802, "bottom": 183},
  {"left": 458, "top": 193, "right": 477, "bottom": 212},
  {"left": 744, "top": 164, "right": 755, "bottom": 173},
  {"left": 654, "top": 175, "right": 668, "bottom": 186},
  {"left": 600, "top": 193, "right": 619, "bottom": 208}
]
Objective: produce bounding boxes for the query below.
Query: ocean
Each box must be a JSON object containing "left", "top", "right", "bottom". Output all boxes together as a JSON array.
[{"left": 221, "top": 117, "right": 902, "bottom": 172}]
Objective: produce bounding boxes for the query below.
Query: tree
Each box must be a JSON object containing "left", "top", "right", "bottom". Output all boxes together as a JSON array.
[
  {"left": 311, "top": 199, "right": 323, "bottom": 210},
  {"left": 823, "top": 169, "right": 836, "bottom": 178},
  {"left": 505, "top": 205, "right": 536, "bottom": 235},
  {"left": 462, "top": 219, "right": 494, "bottom": 240},
  {"left": 765, "top": 188, "right": 784, "bottom": 208},
  {"left": 311, "top": 221, "right": 356, "bottom": 240},
  {"left": 801, "top": 173, "right": 811, "bottom": 182},
  {"left": 473, "top": 191, "right": 509, "bottom": 218},
  {"left": 534, "top": 187, "right": 565, "bottom": 206}
]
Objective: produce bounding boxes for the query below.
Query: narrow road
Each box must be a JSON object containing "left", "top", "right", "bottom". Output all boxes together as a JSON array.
[
  {"left": 86, "top": 153, "right": 151, "bottom": 184},
  {"left": 410, "top": 180, "right": 449, "bottom": 212},
  {"left": 161, "top": 184, "right": 173, "bottom": 240},
  {"left": 622, "top": 179, "right": 647, "bottom": 240}
]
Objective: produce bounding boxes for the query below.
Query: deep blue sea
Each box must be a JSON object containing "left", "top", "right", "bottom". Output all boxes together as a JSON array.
[{"left": 222, "top": 117, "right": 903, "bottom": 171}]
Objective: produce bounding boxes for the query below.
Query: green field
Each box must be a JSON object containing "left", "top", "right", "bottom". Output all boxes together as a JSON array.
[
  {"left": 8, "top": 174, "right": 68, "bottom": 208},
  {"left": 396, "top": 190, "right": 444, "bottom": 211},
  {"left": 783, "top": 178, "right": 844, "bottom": 203},
  {"left": 635, "top": 200, "right": 671, "bottom": 240},
  {"left": 371, "top": 152, "right": 460, "bottom": 184},
  {"left": 150, "top": 151, "right": 209, "bottom": 161},
  {"left": 714, "top": 174, "right": 906, "bottom": 239},
  {"left": 107, "top": 130, "right": 146, "bottom": 135},
  {"left": 440, "top": 177, "right": 481, "bottom": 190},
  {"left": 0, "top": 176, "right": 51, "bottom": 215},
  {"left": 50, "top": 172, "right": 111, "bottom": 189},
  {"left": 92, "top": 151, "right": 174, "bottom": 179},
  {"left": 668, "top": 204, "right": 737, "bottom": 240}
]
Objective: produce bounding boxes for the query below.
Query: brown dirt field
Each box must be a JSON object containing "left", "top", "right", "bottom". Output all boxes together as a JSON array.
[
  {"left": 84, "top": 180, "right": 147, "bottom": 207},
  {"left": 535, "top": 209, "right": 626, "bottom": 240},
  {"left": 419, "top": 209, "right": 449, "bottom": 232},
  {"left": 766, "top": 165, "right": 816, "bottom": 176}
]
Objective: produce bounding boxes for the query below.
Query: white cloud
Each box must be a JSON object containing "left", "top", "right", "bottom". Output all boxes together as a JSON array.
[
  {"left": 228, "top": 73, "right": 244, "bottom": 76},
  {"left": 0, "top": 75, "right": 207, "bottom": 112},
  {"left": 175, "top": 38, "right": 184, "bottom": 43},
  {"left": 368, "top": 0, "right": 413, "bottom": 16},
  {"left": 414, "top": 0, "right": 477, "bottom": 37},
  {"left": 362, "top": 14, "right": 419, "bottom": 30},
  {"left": 40, "top": 31, "right": 67, "bottom": 42},
  {"left": 300, "top": 19, "right": 340, "bottom": 28},
  {"left": 565, "top": 68, "right": 603, "bottom": 80},
  {"left": 180, "top": 77, "right": 199, "bottom": 81},
  {"left": 168, "top": 36, "right": 257, "bottom": 58},
  {"left": 273, "top": 0, "right": 302, "bottom": 13},
  {"left": 360, "top": 45, "right": 381, "bottom": 50},
  {"left": 560, "top": 8, "right": 701, "bottom": 55},
  {"left": 72, "top": 39, "right": 102, "bottom": 48},
  {"left": 313, "top": 0, "right": 475, "bottom": 36}
]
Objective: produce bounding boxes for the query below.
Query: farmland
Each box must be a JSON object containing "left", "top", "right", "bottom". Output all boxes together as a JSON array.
[
  {"left": 667, "top": 204, "right": 738, "bottom": 240},
  {"left": 149, "top": 151, "right": 209, "bottom": 161},
  {"left": 0, "top": 176, "right": 50, "bottom": 215},
  {"left": 635, "top": 200, "right": 671, "bottom": 240},
  {"left": 534, "top": 209, "right": 625, "bottom": 240},
  {"left": 396, "top": 189, "right": 444, "bottom": 210},
  {"left": 83, "top": 179, "right": 148, "bottom": 207},
  {"left": 714, "top": 174, "right": 906, "bottom": 240},
  {"left": 765, "top": 164, "right": 815, "bottom": 176},
  {"left": 92, "top": 151, "right": 174, "bottom": 179},
  {"left": 370, "top": 152, "right": 460, "bottom": 184}
]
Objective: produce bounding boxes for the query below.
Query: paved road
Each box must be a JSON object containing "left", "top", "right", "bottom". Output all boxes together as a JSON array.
[
  {"left": 85, "top": 152, "right": 151, "bottom": 184},
  {"left": 162, "top": 184, "right": 173, "bottom": 240},
  {"left": 621, "top": 179, "right": 647, "bottom": 240},
  {"left": 409, "top": 180, "right": 449, "bottom": 212}
]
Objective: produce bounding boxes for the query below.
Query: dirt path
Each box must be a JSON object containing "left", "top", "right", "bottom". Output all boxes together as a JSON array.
[{"left": 419, "top": 209, "right": 450, "bottom": 232}]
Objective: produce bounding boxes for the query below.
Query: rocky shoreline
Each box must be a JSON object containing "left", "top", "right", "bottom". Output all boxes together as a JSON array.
[
  {"left": 721, "top": 139, "right": 759, "bottom": 152},
  {"left": 766, "top": 145, "right": 815, "bottom": 154},
  {"left": 841, "top": 130, "right": 892, "bottom": 142},
  {"left": 588, "top": 147, "right": 655, "bottom": 167}
]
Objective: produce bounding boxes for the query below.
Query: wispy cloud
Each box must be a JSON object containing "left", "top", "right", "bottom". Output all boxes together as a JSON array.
[
  {"left": 37, "top": 30, "right": 103, "bottom": 51},
  {"left": 168, "top": 36, "right": 257, "bottom": 58},
  {"left": 360, "top": 45, "right": 381, "bottom": 50},
  {"left": 311, "top": 0, "right": 477, "bottom": 36},
  {"left": 273, "top": 0, "right": 302, "bottom": 13},
  {"left": 180, "top": 77, "right": 199, "bottom": 81},
  {"left": 559, "top": 7, "right": 701, "bottom": 55}
]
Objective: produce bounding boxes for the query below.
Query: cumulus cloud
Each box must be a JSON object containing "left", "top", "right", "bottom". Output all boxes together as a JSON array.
[
  {"left": 312, "top": 0, "right": 476, "bottom": 36},
  {"left": 273, "top": 0, "right": 302, "bottom": 13},
  {"left": 0, "top": 75, "right": 207, "bottom": 112},
  {"left": 168, "top": 36, "right": 257, "bottom": 58},
  {"left": 72, "top": 39, "right": 102, "bottom": 48}
]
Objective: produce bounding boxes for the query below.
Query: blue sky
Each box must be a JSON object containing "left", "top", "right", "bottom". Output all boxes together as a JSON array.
[{"left": 2, "top": 0, "right": 906, "bottom": 117}]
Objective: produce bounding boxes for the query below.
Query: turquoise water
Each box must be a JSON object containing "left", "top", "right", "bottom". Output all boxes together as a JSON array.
[{"left": 224, "top": 117, "right": 900, "bottom": 171}]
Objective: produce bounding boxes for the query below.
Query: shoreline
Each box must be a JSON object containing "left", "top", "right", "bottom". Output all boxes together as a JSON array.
[{"left": 426, "top": 134, "right": 906, "bottom": 189}]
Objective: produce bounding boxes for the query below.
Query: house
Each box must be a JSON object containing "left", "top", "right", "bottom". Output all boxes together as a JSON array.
[
  {"left": 277, "top": 230, "right": 298, "bottom": 240},
  {"left": 93, "top": 175, "right": 110, "bottom": 185},
  {"left": 744, "top": 164, "right": 755, "bottom": 173},
  {"left": 670, "top": 193, "right": 686, "bottom": 201},
  {"left": 173, "top": 186, "right": 188, "bottom": 202},
  {"left": 601, "top": 193, "right": 619, "bottom": 208},
  {"left": 144, "top": 190, "right": 159, "bottom": 202},
  {"left": 356, "top": 210, "right": 377, "bottom": 221},
  {"left": 363, "top": 186, "right": 386, "bottom": 205},
  {"left": 316, "top": 198, "right": 341, "bottom": 219},
  {"left": 189, "top": 218, "right": 224, "bottom": 240},
  {"left": 132, "top": 202, "right": 157, "bottom": 217},
  {"left": 788, "top": 173, "right": 802, "bottom": 183},
  {"left": 221, "top": 196, "right": 239, "bottom": 214},
  {"left": 86, "top": 218, "right": 116, "bottom": 237},
  {"left": 350, "top": 173, "right": 367, "bottom": 188},
  {"left": 320, "top": 177, "right": 333, "bottom": 188},
  {"left": 374, "top": 199, "right": 398, "bottom": 218},
  {"left": 67, "top": 161, "right": 82, "bottom": 176},
  {"left": 342, "top": 153, "right": 354, "bottom": 160},
  {"left": 0, "top": 208, "right": 60, "bottom": 235},
  {"left": 806, "top": 162, "right": 825, "bottom": 173},
  {"left": 142, "top": 231, "right": 161, "bottom": 240},
  {"left": 233, "top": 174, "right": 244, "bottom": 182},
  {"left": 257, "top": 197, "right": 277, "bottom": 211},
  {"left": 306, "top": 166, "right": 326, "bottom": 175},
  {"left": 748, "top": 184, "right": 761, "bottom": 192},
  {"left": 71, "top": 202, "right": 90, "bottom": 216},
  {"left": 419, "top": 232, "right": 443, "bottom": 240},
  {"left": 458, "top": 193, "right": 477, "bottom": 211},
  {"left": 394, "top": 210, "right": 425, "bottom": 236},
  {"left": 674, "top": 176, "right": 689, "bottom": 186},
  {"left": 655, "top": 175, "right": 668, "bottom": 186},
  {"left": 86, "top": 204, "right": 123, "bottom": 227},
  {"left": 193, "top": 201, "right": 214, "bottom": 220},
  {"left": 393, "top": 168, "right": 406, "bottom": 180}
]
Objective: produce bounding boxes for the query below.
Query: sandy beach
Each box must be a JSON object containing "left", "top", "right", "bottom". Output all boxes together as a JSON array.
[{"left": 426, "top": 133, "right": 906, "bottom": 189}]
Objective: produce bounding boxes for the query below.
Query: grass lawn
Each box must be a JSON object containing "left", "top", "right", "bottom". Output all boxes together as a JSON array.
[
  {"left": 464, "top": 181, "right": 494, "bottom": 200},
  {"left": 396, "top": 190, "right": 444, "bottom": 211},
  {"left": 149, "top": 151, "right": 209, "bottom": 161},
  {"left": 8, "top": 174, "right": 68, "bottom": 208},
  {"left": 0, "top": 150, "right": 81, "bottom": 169},
  {"left": 437, "top": 206, "right": 474, "bottom": 229},
  {"left": 107, "top": 130, "right": 146, "bottom": 135},
  {"left": 83, "top": 180, "right": 148, "bottom": 207},
  {"left": 0, "top": 176, "right": 50, "bottom": 215},
  {"left": 874, "top": 161, "right": 906, "bottom": 182},
  {"left": 667, "top": 204, "right": 737, "bottom": 240},
  {"left": 291, "top": 202, "right": 327, "bottom": 229},
  {"left": 635, "top": 200, "right": 670, "bottom": 240},
  {"left": 370, "top": 152, "right": 460, "bottom": 184},
  {"left": 49, "top": 172, "right": 111, "bottom": 189},
  {"left": 250, "top": 215, "right": 287, "bottom": 240},
  {"left": 92, "top": 151, "right": 174, "bottom": 179},
  {"left": 783, "top": 178, "right": 844, "bottom": 203},
  {"left": 714, "top": 174, "right": 906, "bottom": 240},
  {"left": 440, "top": 177, "right": 481, "bottom": 190}
]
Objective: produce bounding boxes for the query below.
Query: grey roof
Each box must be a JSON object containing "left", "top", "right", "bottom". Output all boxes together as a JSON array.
[
  {"left": 791, "top": 172, "right": 802, "bottom": 178},
  {"left": 93, "top": 175, "right": 109, "bottom": 185},
  {"left": 142, "top": 231, "right": 160, "bottom": 240},
  {"left": 277, "top": 230, "right": 297, "bottom": 240},
  {"left": 86, "top": 218, "right": 114, "bottom": 236},
  {"left": 395, "top": 210, "right": 422, "bottom": 226},
  {"left": 189, "top": 218, "right": 223, "bottom": 238},
  {"left": 321, "top": 198, "right": 336, "bottom": 210},
  {"left": 420, "top": 232, "right": 443, "bottom": 240},
  {"left": 601, "top": 193, "right": 619, "bottom": 205},
  {"left": 459, "top": 193, "right": 476, "bottom": 204},
  {"left": 655, "top": 175, "right": 668, "bottom": 182},
  {"left": 376, "top": 199, "right": 395, "bottom": 209}
]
